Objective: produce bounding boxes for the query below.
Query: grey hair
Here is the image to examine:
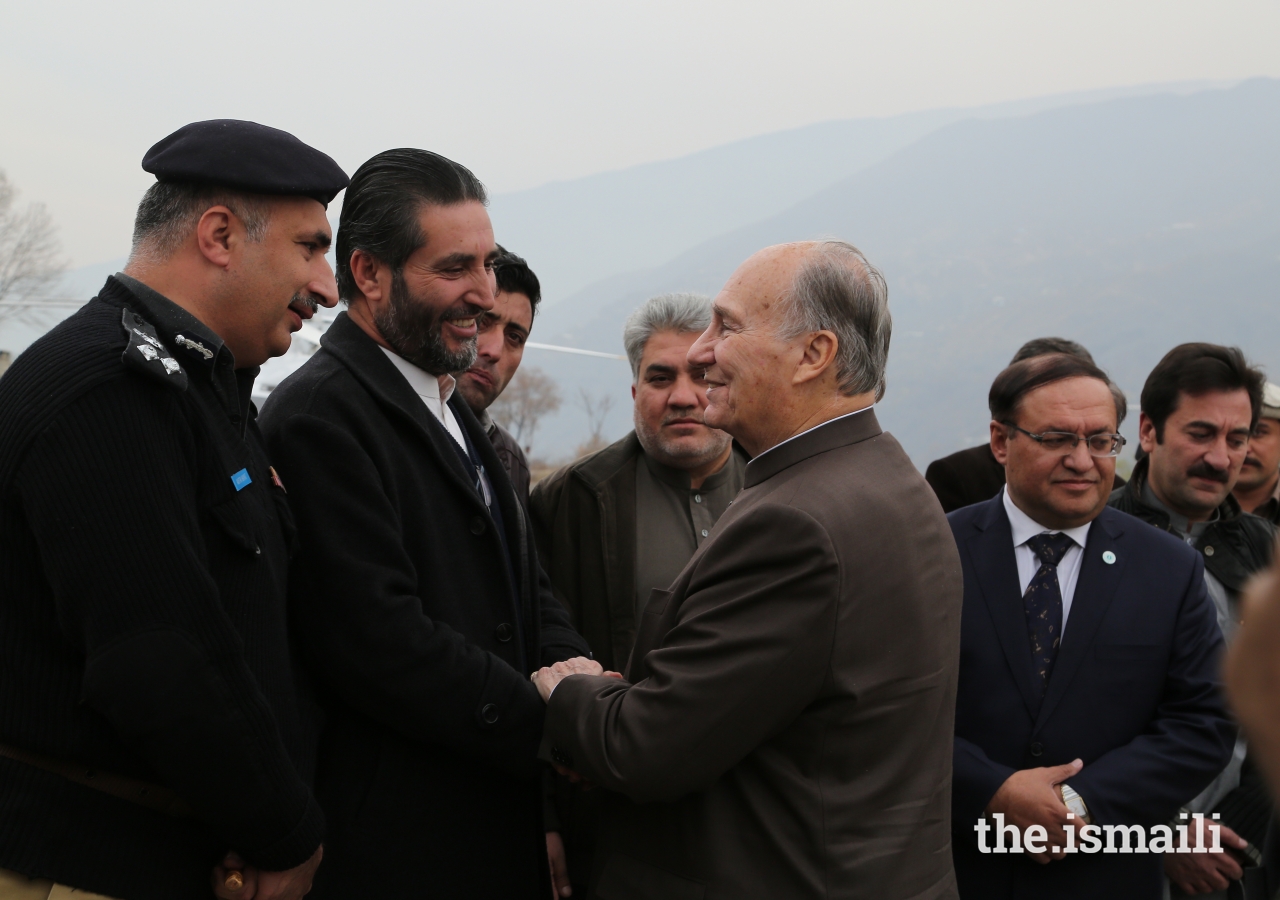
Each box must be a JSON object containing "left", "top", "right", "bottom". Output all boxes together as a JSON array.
[
  {"left": 623, "top": 292, "right": 713, "bottom": 380},
  {"left": 779, "top": 241, "right": 892, "bottom": 400},
  {"left": 129, "top": 181, "right": 271, "bottom": 263}
]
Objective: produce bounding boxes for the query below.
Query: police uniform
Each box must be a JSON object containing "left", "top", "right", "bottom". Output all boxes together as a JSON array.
[{"left": 0, "top": 121, "right": 347, "bottom": 900}]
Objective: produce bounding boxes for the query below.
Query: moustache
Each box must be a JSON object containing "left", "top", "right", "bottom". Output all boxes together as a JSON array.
[
  {"left": 291, "top": 293, "right": 320, "bottom": 314},
  {"left": 1186, "top": 461, "right": 1230, "bottom": 484},
  {"left": 441, "top": 302, "right": 484, "bottom": 324},
  {"left": 1242, "top": 456, "right": 1262, "bottom": 469}
]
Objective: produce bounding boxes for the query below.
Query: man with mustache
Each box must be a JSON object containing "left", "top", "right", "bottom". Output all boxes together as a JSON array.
[
  {"left": 529, "top": 292, "right": 749, "bottom": 897},
  {"left": 1231, "top": 383, "right": 1280, "bottom": 526},
  {"left": 455, "top": 246, "right": 542, "bottom": 502},
  {"left": 0, "top": 119, "right": 347, "bottom": 900},
  {"left": 1109, "top": 343, "right": 1275, "bottom": 897},
  {"left": 259, "top": 149, "right": 589, "bottom": 898}
]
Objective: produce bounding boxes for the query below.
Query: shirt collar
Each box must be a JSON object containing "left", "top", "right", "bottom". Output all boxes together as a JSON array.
[
  {"left": 752, "top": 404, "right": 875, "bottom": 464},
  {"left": 378, "top": 347, "right": 457, "bottom": 405},
  {"left": 1002, "top": 485, "right": 1092, "bottom": 549}
]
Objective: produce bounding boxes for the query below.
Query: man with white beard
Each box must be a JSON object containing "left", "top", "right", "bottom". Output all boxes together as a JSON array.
[{"left": 529, "top": 292, "right": 748, "bottom": 897}]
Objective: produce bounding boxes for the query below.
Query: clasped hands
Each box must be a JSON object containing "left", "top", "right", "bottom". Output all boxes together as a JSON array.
[
  {"left": 984, "top": 759, "right": 1084, "bottom": 864},
  {"left": 530, "top": 656, "right": 622, "bottom": 702}
]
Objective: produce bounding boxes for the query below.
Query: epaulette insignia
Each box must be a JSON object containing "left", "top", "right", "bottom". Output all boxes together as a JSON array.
[{"left": 121, "top": 309, "right": 188, "bottom": 391}]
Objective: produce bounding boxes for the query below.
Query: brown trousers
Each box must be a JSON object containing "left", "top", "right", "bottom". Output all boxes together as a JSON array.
[{"left": 0, "top": 868, "right": 119, "bottom": 900}]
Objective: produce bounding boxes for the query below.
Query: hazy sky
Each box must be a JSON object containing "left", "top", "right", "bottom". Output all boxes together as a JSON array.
[{"left": 3, "top": 0, "right": 1279, "bottom": 269}]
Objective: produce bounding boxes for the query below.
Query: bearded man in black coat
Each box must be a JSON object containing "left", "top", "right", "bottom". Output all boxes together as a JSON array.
[{"left": 260, "top": 149, "right": 589, "bottom": 898}]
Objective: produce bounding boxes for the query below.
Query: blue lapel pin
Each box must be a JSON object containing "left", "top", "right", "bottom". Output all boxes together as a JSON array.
[
  {"left": 231, "top": 468, "right": 252, "bottom": 491},
  {"left": 1102, "top": 550, "right": 1116, "bottom": 565}
]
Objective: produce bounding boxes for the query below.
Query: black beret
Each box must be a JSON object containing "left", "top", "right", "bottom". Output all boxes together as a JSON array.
[{"left": 142, "top": 119, "right": 350, "bottom": 206}]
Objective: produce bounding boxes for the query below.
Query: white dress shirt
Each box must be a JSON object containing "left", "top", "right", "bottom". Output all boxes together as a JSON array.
[
  {"left": 379, "top": 347, "right": 467, "bottom": 447},
  {"left": 379, "top": 347, "right": 495, "bottom": 504},
  {"left": 1003, "top": 486, "right": 1092, "bottom": 638}
]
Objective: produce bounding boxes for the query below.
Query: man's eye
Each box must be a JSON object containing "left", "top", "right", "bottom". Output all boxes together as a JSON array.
[{"left": 1040, "top": 435, "right": 1073, "bottom": 451}]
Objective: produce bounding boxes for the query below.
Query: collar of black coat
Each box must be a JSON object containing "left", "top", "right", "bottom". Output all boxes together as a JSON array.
[
  {"left": 102, "top": 275, "right": 258, "bottom": 429},
  {"left": 112, "top": 273, "right": 229, "bottom": 373},
  {"left": 745, "top": 407, "right": 881, "bottom": 488},
  {"left": 317, "top": 311, "right": 498, "bottom": 501}
]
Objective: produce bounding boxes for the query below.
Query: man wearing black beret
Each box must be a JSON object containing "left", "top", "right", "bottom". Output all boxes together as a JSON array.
[{"left": 0, "top": 120, "right": 347, "bottom": 900}]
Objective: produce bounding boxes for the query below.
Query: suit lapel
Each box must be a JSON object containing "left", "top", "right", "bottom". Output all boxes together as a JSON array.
[
  {"left": 320, "top": 314, "right": 487, "bottom": 511},
  {"left": 966, "top": 498, "right": 1043, "bottom": 720},
  {"left": 1034, "top": 509, "right": 1126, "bottom": 730}
]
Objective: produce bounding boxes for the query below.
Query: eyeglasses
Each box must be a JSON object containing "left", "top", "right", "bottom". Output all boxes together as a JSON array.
[{"left": 1001, "top": 423, "right": 1126, "bottom": 458}]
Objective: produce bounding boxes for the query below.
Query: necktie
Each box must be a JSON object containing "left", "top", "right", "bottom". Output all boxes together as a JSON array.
[{"left": 1023, "top": 532, "right": 1074, "bottom": 694}]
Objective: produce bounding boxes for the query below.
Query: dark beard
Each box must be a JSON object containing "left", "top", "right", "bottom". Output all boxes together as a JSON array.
[{"left": 374, "top": 270, "right": 480, "bottom": 375}]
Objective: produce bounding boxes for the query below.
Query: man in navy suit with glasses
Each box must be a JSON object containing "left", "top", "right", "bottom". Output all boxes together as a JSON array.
[{"left": 948, "top": 352, "right": 1235, "bottom": 900}]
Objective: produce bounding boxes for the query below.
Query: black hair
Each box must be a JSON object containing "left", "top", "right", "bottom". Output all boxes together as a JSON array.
[
  {"left": 990, "top": 353, "right": 1127, "bottom": 426},
  {"left": 1010, "top": 336, "right": 1095, "bottom": 366},
  {"left": 1141, "top": 343, "right": 1264, "bottom": 441},
  {"left": 335, "top": 148, "right": 487, "bottom": 302},
  {"left": 491, "top": 245, "right": 542, "bottom": 320}
]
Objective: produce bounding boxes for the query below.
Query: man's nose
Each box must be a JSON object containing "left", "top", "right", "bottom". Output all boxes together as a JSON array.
[
  {"left": 476, "top": 325, "right": 502, "bottom": 361},
  {"left": 469, "top": 268, "right": 496, "bottom": 311},
  {"left": 310, "top": 264, "right": 339, "bottom": 308},
  {"left": 1062, "top": 439, "right": 1096, "bottom": 471},
  {"left": 1204, "top": 438, "right": 1233, "bottom": 472},
  {"left": 687, "top": 328, "right": 715, "bottom": 368},
  {"left": 668, "top": 376, "right": 701, "bottom": 409}
]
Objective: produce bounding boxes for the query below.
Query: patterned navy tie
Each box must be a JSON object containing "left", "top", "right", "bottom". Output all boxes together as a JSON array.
[{"left": 1023, "top": 532, "right": 1074, "bottom": 694}]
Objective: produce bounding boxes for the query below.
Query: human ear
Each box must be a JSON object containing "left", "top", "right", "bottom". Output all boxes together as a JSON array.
[
  {"left": 1138, "top": 412, "right": 1158, "bottom": 454},
  {"left": 792, "top": 330, "right": 838, "bottom": 386},
  {"left": 195, "top": 207, "right": 235, "bottom": 268},
  {"left": 990, "top": 420, "right": 1010, "bottom": 465},
  {"left": 349, "top": 250, "right": 388, "bottom": 307}
]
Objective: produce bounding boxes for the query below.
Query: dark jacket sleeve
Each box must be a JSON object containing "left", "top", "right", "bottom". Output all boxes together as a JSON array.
[
  {"left": 16, "top": 382, "right": 323, "bottom": 871},
  {"left": 533, "top": 549, "right": 591, "bottom": 667},
  {"left": 270, "top": 411, "right": 547, "bottom": 779},
  {"left": 924, "top": 456, "right": 973, "bottom": 515},
  {"left": 529, "top": 469, "right": 582, "bottom": 625},
  {"left": 544, "top": 503, "right": 839, "bottom": 804},
  {"left": 1069, "top": 555, "right": 1236, "bottom": 825},
  {"left": 952, "top": 737, "right": 1019, "bottom": 826}
]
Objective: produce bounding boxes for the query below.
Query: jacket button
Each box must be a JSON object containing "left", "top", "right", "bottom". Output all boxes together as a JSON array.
[
  {"left": 253, "top": 544, "right": 262, "bottom": 557},
  {"left": 470, "top": 516, "right": 486, "bottom": 535},
  {"left": 1030, "top": 742, "right": 1044, "bottom": 757},
  {"left": 552, "top": 746, "right": 574, "bottom": 768},
  {"left": 481, "top": 703, "right": 499, "bottom": 724},
  {"left": 1204, "top": 545, "right": 1215, "bottom": 557},
  {"left": 495, "top": 623, "right": 513, "bottom": 642}
]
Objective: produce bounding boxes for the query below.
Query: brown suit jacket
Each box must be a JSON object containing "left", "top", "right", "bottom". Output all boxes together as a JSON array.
[{"left": 544, "top": 410, "right": 963, "bottom": 900}]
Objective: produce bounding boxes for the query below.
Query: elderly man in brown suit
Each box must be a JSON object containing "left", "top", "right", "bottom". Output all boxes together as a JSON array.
[{"left": 531, "top": 240, "right": 964, "bottom": 900}]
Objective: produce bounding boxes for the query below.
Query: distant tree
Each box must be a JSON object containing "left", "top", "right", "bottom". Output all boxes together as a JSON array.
[
  {"left": 489, "top": 365, "right": 561, "bottom": 451},
  {"left": 574, "top": 389, "right": 616, "bottom": 458},
  {"left": 0, "top": 170, "right": 66, "bottom": 322}
]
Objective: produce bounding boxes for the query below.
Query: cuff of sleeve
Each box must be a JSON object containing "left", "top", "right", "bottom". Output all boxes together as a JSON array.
[{"left": 243, "top": 792, "right": 326, "bottom": 872}]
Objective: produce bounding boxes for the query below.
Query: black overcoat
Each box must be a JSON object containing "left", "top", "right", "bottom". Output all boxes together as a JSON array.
[{"left": 260, "top": 313, "right": 588, "bottom": 898}]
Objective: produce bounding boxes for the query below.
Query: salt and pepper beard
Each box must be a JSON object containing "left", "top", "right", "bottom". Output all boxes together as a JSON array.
[
  {"left": 374, "top": 270, "right": 481, "bottom": 375},
  {"left": 633, "top": 404, "right": 733, "bottom": 470}
]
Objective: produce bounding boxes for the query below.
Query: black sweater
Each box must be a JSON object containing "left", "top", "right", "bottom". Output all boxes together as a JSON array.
[{"left": 0, "top": 278, "right": 322, "bottom": 899}]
